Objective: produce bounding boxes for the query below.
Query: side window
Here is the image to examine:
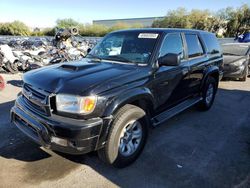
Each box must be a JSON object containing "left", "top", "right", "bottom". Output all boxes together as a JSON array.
[
  {"left": 159, "top": 33, "right": 184, "bottom": 59},
  {"left": 201, "top": 33, "right": 221, "bottom": 54},
  {"left": 185, "top": 34, "right": 204, "bottom": 58}
]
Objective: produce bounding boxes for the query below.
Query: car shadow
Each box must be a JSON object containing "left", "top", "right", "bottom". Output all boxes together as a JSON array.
[
  {"left": 0, "top": 100, "right": 50, "bottom": 162},
  {"left": 0, "top": 88, "right": 250, "bottom": 187},
  {"left": 7, "top": 79, "right": 23, "bottom": 88}
]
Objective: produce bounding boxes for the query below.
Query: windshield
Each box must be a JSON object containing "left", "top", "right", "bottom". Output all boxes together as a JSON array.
[
  {"left": 87, "top": 31, "right": 160, "bottom": 64},
  {"left": 222, "top": 44, "right": 250, "bottom": 56}
]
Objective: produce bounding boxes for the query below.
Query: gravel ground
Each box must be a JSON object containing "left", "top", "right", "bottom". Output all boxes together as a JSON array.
[{"left": 0, "top": 73, "right": 250, "bottom": 188}]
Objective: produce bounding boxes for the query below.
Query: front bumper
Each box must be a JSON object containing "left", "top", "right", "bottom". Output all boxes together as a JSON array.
[
  {"left": 223, "top": 63, "right": 247, "bottom": 79},
  {"left": 11, "top": 96, "right": 104, "bottom": 154},
  {"left": 219, "top": 70, "right": 223, "bottom": 81}
]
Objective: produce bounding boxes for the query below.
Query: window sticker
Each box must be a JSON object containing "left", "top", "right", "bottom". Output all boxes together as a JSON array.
[{"left": 138, "top": 33, "right": 159, "bottom": 39}]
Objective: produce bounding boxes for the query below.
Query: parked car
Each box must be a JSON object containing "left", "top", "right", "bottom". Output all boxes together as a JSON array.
[
  {"left": 238, "top": 32, "right": 250, "bottom": 43},
  {"left": 222, "top": 43, "right": 250, "bottom": 81},
  {"left": 11, "top": 29, "right": 223, "bottom": 168}
]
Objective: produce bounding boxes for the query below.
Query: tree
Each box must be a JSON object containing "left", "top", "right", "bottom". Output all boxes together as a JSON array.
[
  {"left": 188, "top": 9, "right": 211, "bottom": 30},
  {"left": 79, "top": 24, "right": 108, "bottom": 37},
  {"left": 0, "top": 21, "right": 30, "bottom": 36},
  {"left": 213, "top": 5, "right": 250, "bottom": 37},
  {"left": 56, "top": 18, "right": 81, "bottom": 28},
  {"left": 234, "top": 4, "right": 250, "bottom": 36},
  {"left": 109, "top": 22, "right": 143, "bottom": 32},
  {"left": 152, "top": 4, "right": 250, "bottom": 37},
  {"left": 41, "top": 28, "right": 56, "bottom": 36},
  {"left": 152, "top": 8, "right": 191, "bottom": 28}
]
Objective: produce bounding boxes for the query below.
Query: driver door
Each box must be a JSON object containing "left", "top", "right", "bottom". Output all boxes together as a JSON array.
[{"left": 152, "top": 33, "right": 190, "bottom": 112}]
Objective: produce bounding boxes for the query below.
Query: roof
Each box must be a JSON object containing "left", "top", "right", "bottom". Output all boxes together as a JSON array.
[
  {"left": 93, "top": 16, "right": 165, "bottom": 22},
  {"left": 110, "top": 28, "right": 212, "bottom": 35}
]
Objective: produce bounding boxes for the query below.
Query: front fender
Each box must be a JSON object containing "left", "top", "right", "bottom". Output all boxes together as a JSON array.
[{"left": 103, "top": 87, "right": 155, "bottom": 117}]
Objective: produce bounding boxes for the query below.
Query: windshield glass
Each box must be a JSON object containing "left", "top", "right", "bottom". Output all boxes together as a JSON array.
[
  {"left": 87, "top": 31, "right": 160, "bottom": 64},
  {"left": 222, "top": 44, "right": 249, "bottom": 56}
]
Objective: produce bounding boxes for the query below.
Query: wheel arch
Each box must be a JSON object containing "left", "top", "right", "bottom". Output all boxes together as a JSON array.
[
  {"left": 97, "top": 89, "right": 154, "bottom": 150},
  {"left": 201, "top": 66, "right": 219, "bottom": 91},
  {"left": 103, "top": 88, "right": 155, "bottom": 118}
]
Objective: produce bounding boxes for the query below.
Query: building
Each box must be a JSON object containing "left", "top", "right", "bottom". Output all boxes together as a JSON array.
[{"left": 93, "top": 17, "right": 164, "bottom": 27}]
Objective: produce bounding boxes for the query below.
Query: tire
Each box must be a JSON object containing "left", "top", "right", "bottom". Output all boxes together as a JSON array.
[
  {"left": 239, "top": 65, "right": 248, "bottom": 82},
  {"left": 198, "top": 76, "right": 217, "bottom": 111},
  {"left": 6, "top": 61, "right": 19, "bottom": 74},
  {"left": 0, "top": 53, "right": 4, "bottom": 67},
  {"left": 97, "top": 104, "right": 148, "bottom": 168}
]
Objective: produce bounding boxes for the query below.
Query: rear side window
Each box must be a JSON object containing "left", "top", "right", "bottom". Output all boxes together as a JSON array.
[
  {"left": 159, "top": 33, "right": 184, "bottom": 59},
  {"left": 201, "top": 33, "right": 221, "bottom": 54},
  {"left": 185, "top": 34, "right": 204, "bottom": 58}
]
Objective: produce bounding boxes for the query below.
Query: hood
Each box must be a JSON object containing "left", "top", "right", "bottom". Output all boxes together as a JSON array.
[
  {"left": 223, "top": 55, "right": 246, "bottom": 65},
  {"left": 23, "top": 59, "right": 149, "bottom": 95}
]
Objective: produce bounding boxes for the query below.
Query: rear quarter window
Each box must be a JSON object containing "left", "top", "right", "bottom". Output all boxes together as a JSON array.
[
  {"left": 201, "top": 33, "right": 221, "bottom": 54},
  {"left": 185, "top": 34, "right": 204, "bottom": 58}
]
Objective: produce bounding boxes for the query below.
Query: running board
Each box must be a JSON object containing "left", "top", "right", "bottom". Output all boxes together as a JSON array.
[{"left": 151, "top": 97, "right": 202, "bottom": 127}]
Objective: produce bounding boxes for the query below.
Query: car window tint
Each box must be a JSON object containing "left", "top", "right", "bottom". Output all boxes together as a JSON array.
[
  {"left": 185, "top": 34, "right": 204, "bottom": 58},
  {"left": 159, "top": 33, "right": 184, "bottom": 59},
  {"left": 202, "top": 33, "right": 221, "bottom": 54}
]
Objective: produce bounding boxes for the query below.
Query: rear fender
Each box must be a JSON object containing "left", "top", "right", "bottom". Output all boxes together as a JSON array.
[{"left": 200, "top": 66, "right": 219, "bottom": 90}]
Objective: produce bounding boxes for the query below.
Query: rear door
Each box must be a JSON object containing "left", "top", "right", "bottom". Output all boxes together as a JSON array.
[{"left": 184, "top": 33, "right": 208, "bottom": 95}]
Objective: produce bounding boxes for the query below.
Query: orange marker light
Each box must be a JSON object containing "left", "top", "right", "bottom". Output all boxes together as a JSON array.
[{"left": 82, "top": 97, "right": 96, "bottom": 113}]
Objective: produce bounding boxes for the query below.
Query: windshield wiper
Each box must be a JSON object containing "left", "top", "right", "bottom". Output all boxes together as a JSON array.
[
  {"left": 86, "top": 54, "right": 102, "bottom": 61},
  {"left": 105, "top": 55, "right": 137, "bottom": 64}
]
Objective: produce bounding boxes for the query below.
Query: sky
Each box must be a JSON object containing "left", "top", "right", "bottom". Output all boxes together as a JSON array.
[{"left": 0, "top": 0, "right": 249, "bottom": 28}]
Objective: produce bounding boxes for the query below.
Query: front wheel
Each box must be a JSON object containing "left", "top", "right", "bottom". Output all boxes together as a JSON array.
[
  {"left": 98, "top": 104, "right": 148, "bottom": 168},
  {"left": 198, "top": 76, "right": 217, "bottom": 111}
]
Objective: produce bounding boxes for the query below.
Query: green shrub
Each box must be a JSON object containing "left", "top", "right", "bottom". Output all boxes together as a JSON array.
[
  {"left": 0, "top": 21, "right": 30, "bottom": 36},
  {"left": 79, "top": 24, "right": 108, "bottom": 37},
  {"left": 41, "top": 28, "right": 56, "bottom": 36},
  {"left": 56, "top": 18, "right": 81, "bottom": 28}
]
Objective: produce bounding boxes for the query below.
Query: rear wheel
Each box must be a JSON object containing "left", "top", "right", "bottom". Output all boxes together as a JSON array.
[
  {"left": 198, "top": 76, "right": 217, "bottom": 111},
  {"left": 97, "top": 104, "right": 148, "bottom": 168}
]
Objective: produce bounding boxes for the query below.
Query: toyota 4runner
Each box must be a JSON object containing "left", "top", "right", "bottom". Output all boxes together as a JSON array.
[{"left": 11, "top": 29, "right": 223, "bottom": 168}]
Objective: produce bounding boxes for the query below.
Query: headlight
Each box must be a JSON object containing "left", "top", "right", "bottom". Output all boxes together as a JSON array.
[
  {"left": 232, "top": 59, "right": 246, "bottom": 67},
  {"left": 56, "top": 94, "right": 97, "bottom": 114}
]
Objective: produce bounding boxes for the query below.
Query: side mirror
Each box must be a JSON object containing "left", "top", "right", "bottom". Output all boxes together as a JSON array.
[
  {"left": 158, "top": 53, "right": 180, "bottom": 66},
  {"left": 87, "top": 48, "right": 92, "bottom": 54}
]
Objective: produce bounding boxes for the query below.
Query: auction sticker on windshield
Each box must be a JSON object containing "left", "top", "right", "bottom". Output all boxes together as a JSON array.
[{"left": 138, "top": 33, "right": 159, "bottom": 39}]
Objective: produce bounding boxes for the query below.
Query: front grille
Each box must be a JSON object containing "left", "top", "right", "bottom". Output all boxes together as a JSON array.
[
  {"left": 22, "top": 84, "right": 51, "bottom": 116},
  {"left": 15, "top": 114, "right": 38, "bottom": 134},
  {"left": 23, "top": 96, "right": 47, "bottom": 115},
  {"left": 23, "top": 84, "right": 47, "bottom": 101}
]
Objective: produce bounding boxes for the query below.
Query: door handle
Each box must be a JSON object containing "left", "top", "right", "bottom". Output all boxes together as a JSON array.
[{"left": 161, "top": 81, "right": 169, "bottom": 86}]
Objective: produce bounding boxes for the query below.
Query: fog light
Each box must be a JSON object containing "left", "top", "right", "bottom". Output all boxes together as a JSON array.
[{"left": 51, "top": 136, "right": 68, "bottom": 147}]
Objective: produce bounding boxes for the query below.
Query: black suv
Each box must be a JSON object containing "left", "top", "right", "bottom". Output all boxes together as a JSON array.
[{"left": 11, "top": 29, "right": 223, "bottom": 168}]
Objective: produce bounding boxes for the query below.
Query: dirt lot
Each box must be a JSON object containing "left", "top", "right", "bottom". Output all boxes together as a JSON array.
[{"left": 0, "top": 73, "right": 250, "bottom": 188}]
